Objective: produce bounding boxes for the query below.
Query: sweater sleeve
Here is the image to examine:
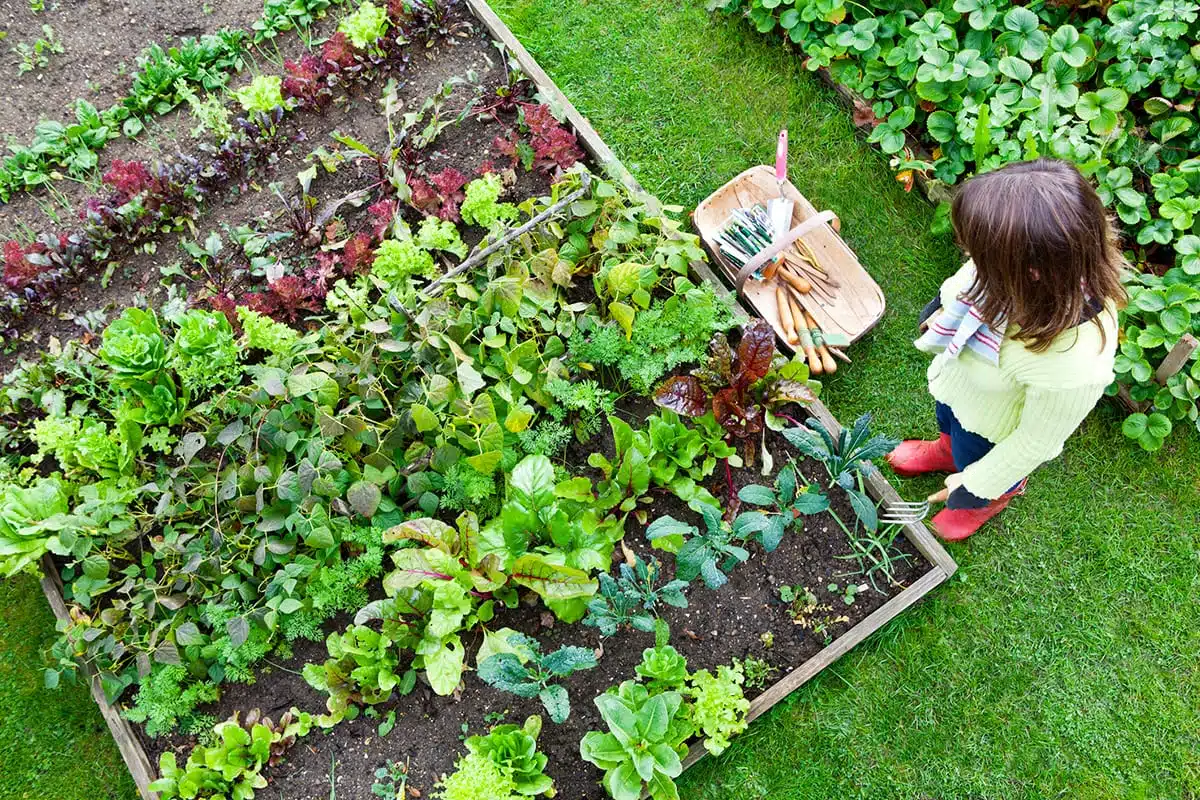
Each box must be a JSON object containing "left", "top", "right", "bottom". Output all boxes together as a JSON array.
[{"left": 958, "top": 383, "right": 1105, "bottom": 499}]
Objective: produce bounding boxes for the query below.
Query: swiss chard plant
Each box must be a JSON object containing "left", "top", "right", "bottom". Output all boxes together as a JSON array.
[{"left": 655, "top": 320, "right": 816, "bottom": 466}]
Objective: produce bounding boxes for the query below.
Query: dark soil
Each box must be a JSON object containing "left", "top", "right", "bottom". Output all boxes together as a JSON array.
[{"left": 144, "top": 402, "right": 930, "bottom": 800}]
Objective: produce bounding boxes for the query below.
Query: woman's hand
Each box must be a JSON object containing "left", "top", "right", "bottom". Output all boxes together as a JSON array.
[{"left": 927, "top": 472, "right": 964, "bottom": 505}]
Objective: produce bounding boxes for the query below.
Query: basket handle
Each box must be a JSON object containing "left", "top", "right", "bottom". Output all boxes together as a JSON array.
[{"left": 734, "top": 210, "right": 838, "bottom": 291}]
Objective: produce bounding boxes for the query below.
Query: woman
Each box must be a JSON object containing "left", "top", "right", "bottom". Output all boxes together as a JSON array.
[{"left": 887, "top": 158, "right": 1126, "bottom": 541}]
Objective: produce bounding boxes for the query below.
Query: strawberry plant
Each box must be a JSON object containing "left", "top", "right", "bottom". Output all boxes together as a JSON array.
[{"left": 713, "top": 0, "right": 1200, "bottom": 443}]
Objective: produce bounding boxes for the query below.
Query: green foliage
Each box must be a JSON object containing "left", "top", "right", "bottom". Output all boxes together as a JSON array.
[
  {"left": 736, "top": 462, "right": 830, "bottom": 552},
  {"left": 635, "top": 644, "right": 690, "bottom": 693},
  {"left": 461, "top": 174, "right": 520, "bottom": 229},
  {"left": 417, "top": 217, "right": 469, "bottom": 259},
  {"left": 687, "top": 663, "right": 749, "bottom": 755},
  {"left": 149, "top": 708, "right": 313, "bottom": 799},
  {"left": 234, "top": 75, "right": 284, "bottom": 114},
  {"left": 476, "top": 631, "right": 598, "bottom": 723},
  {"left": 171, "top": 309, "right": 242, "bottom": 394},
  {"left": 463, "top": 715, "right": 555, "bottom": 797},
  {"left": 338, "top": 0, "right": 389, "bottom": 50},
  {"left": 236, "top": 307, "right": 300, "bottom": 355},
  {"left": 569, "top": 280, "right": 737, "bottom": 394},
  {"left": 517, "top": 420, "right": 574, "bottom": 458},
  {"left": 579, "top": 680, "right": 693, "bottom": 800},
  {"left": 301, "top": 624, "right": 414, "bottom": 716},
  {"left": 435, "top": 752, "right": 520, "bottom": 800},
  {"left": 646, "top": 505, "right": 749, "bottom": 590},
  {"left": 545, "top": 377, "right": 615, "bottom": 441},
  {"left": 0, "top": 478, "right": 71, "bottom": 577},
  {"left": 123, "top": 665, "right": 218, "bottom": 738},
  {"left": 372, "top": 237, "right": 438, "bottom": 285},
  {"left": 439, "top": 459, "right": 501, "bottom": 517},
  {"left": 99, "top": 308, "right": 168, "bottom": 383},
  {"left": 14, "top": 24, "right": 64, "bottom": 74},
  {"left": 783, "top": 414, "right": 897, "bottom": 532},
  {"left": 585, "top": 555, "right": 689, "bottom": 637}
]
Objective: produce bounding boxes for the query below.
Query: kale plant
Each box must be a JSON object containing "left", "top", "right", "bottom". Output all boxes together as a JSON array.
[
  {"left": 735, "top": 462, "right": 831, "bottom": 552},
  {"left": 645, "top": 505, "right": 750, "bottom": 590},
  {"left": 476, "top": 631, "right": 598, "bottom": 723},
  {"left": 783, "top": 413, "right": 899, "bottom": 533},
  {"left": 584, "top": 555, "right": 689, "bottom": 637}
]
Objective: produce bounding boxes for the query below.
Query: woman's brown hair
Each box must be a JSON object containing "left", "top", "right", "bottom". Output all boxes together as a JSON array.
[{"left": 951, "top": 158, "right": 1127, "bottom": 352}]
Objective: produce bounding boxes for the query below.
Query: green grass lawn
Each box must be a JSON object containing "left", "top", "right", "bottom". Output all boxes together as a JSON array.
[{"left": 1, "top": 1, "right": 1197, "bottom": 798}]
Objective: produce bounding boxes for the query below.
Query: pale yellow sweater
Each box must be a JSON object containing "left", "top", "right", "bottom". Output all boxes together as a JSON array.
[{"left": 920, "top": 263, "right": 1118, "bottom": 499}]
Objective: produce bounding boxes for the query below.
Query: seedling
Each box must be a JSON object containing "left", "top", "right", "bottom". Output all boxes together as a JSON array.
[
  {"left": 732, "top": 655, "right": 778, "bottom": 690},
  {"left": 371, "top": 759, "right": 409, "bottom": 799},
  {"left": 828, "top": 581, "right": 868, "bottom": 606},
  {"left": 14, "top": 25, "right": 64, "bottom": 74},
  {"left": 778, "top": 584, "right": 849, "bottom": 642}
]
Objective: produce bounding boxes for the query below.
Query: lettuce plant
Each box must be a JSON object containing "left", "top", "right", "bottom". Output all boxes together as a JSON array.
[
  {"left": 301, "top": 624, "right": 414, "bottom": 716},
  {"left": 579, "top": 681, "right": 693, "bottom": 800},
  {"left": 371, "top": 237, "right": 437, "bottom": 284},
  {"left": 687, "top": 663, "right": 749, "bottom": 755},
  {"left": 170, "top": 309, "right": 242, "bottom": 394},
  {"left": 0, "top": 477, "right": 70, "bottom": 576},
  {"left": 435, "top": 751, "right": 519, "bottom": 800},
  {"left": 338, "top": 0, "right": 389, "bottom": 50},
  {"left": 634, "top": 644, "right": 689, "bottom": 693},
  {"left": 234, "top": 75, "right": 285, "bottom": 114},
  {"left": 149, "top": 708, "right": 313, "bottom": 800},
  {"left": 236, "top": 307, "right": 300, "bottom": 356},
  {"left": 462, "top": 715, "right": 555, "bottom": 797},
  {"left": 461, "top": 174, "right": 519, "bottom": 229},
  {"left": 99, "top": 307, "right": 168, "bottom": 384},
  {"left": 416, "top": 217, "right": 468, "bottom": 259}
]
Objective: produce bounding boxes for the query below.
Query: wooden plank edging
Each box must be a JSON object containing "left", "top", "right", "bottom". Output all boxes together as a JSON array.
[{"left": 39, "top": 555, "right": 160, "bottom": 800}]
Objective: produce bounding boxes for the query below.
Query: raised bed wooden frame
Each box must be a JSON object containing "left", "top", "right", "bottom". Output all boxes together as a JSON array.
[{"left": 37, "top": 4, "right": 958, "bottom": 797}]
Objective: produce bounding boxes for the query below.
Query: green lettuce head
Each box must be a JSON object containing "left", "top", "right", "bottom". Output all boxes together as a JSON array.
[
  {"left": 0, "top": 478, "right": 70, "bottom": 577},
  {"left": 337, "top": 1, "right": 389, "bottom": 50},
  {"left": 171, "top": 309, "right": 241, "bottom": 393},
  {"left": 234, "top": 74, "right": 284, "bottom": 114},
  {"left": 99, "top": 308, "right": 167, "bottom": 384}
]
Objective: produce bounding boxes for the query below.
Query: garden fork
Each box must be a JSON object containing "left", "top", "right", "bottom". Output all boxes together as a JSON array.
[{"left": 880, "top": 498, "right": 931, "bottom": 525}]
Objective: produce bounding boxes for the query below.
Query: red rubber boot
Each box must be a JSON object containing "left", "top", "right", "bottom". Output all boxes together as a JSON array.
[
  {"left": 929, "top": 483, "right": 1026, "bottom": 541},
  {"left": 886, "top": 434, "right": 955, "bottom": 477}
]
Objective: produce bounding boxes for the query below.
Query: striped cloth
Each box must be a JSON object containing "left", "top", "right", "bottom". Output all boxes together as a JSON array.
[{"left": 914, "top": 265, "right": 1006, "bottom": 366}]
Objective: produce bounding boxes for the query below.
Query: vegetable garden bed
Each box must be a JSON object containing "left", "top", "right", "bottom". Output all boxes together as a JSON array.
[{"left": 5, "top": 1, "right": 956, "bottom": 798}]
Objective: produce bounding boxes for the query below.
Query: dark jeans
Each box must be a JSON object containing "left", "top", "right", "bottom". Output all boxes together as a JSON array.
[{"left": 935, "top": 402, "right": 1022, "bottom": 510}]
